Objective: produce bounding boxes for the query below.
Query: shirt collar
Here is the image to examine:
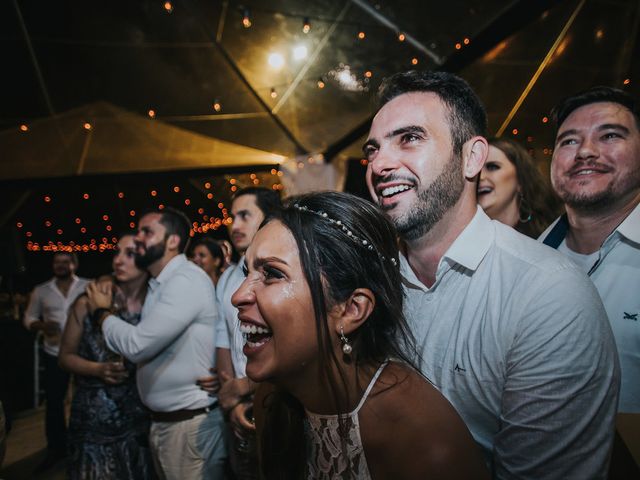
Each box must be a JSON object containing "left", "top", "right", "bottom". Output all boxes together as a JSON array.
[
  {"left": 150, "top": 254, "right": 187, "bottom": 288},
  {"left": 617, "top": 202, "right": 640, "bottom": 244},
  {"left": 400, "top": 206, "right": 494, "bottom": 290},
  {"left": 442, "top": 206, "right": 494, "bottom": 271}
]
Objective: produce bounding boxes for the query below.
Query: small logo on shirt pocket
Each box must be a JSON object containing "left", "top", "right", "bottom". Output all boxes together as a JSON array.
[{"left": 623, "top": 312, "right": 638, "bottom": 321}]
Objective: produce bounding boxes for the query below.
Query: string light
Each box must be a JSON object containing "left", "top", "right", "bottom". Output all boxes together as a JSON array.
[
  {"left": 623, "top": 78, "right": 631, "bottom": 85},
  {"left": 213, "top": 100, "right": 222, "bottom": 112},
  {"left": 512, "top": 128, "right": 519, "bottom": 135},
  {"left": 80, "top": 227, "right": 87, "bottom": 233},
  {"left": 106, "top": 225, "right": 112, "bottom": 231},
  {"left": 129, "top": 210, "right": 136, "bottom": 216},
  {"left": 364, "top": 70, "right": 372, "bottom": 78},
  {"left": 26, "top": 231, "right": 32, "bottom": 237},
  {"left": 302, "top": 17, "right": 311, "bottom": 34},
  {"left": 231, "top": 186, "right": 237, "bottom": 192},
  {"left": 204, "top": 182, "right": 211, "bottom": 189},
  {"left": 357, "top": 30, "right": 366, "bottom": 40},
  {"left": 317, "top": 78, "right": 325, "bottom": 89},
  {"left": 398, "top": 32, "right": 406, "bottom": 42},
  {"left": 542, "top": 116, "right": 549, "bottom": 123},
  {"left": 16, "top": 222, "right": 23, "bottom": 228},
  {"left": 45, "top": 221, "right": 52, "bottom": 227},
  {"left": 83, "top": 122, "right": 92, "bottom": 130},
  {"left": 159, "top": 204, "right": 165, "bottom": 210},
  {"left": 83, "top": 193, "right": 90, "bottom": 199},
  {"left": 151, "top": 190, "right": 157, "bottom": 196},
  {"left": 173, "top": 186, "right": 180, "bottom": 193},
  {"left": 230, "top": 178, "right": 237, "bottom": 184},
  {"left": 118, "top": 192, "right": 125, "bottom": 198},
  {"left": 207, "top": 193, "right": 213, "bottom": 199},
  {"left": 20, "top": 124, "right": 28, "bottom": 132},
  {"left": 102, "top": 215, "right": 109, "bottom": 221},
  {"left": 75, "top": 218, "right": 81, "bottom": 224},
  {"left": 270, "top": 169, "right": 277, "bottom": 175},
  {"left": 455, "top": 43, "right": 462, "bottom": 50},
  {"left": 595, "top": 29, "right": 604, "bottom": 40},
  {"left": 129, "top": 222, "right": 135, "bottom": 228},
  {"left": 217, "top": 202, "right": 224, "bottom": 209},
  {"left": 242, "top": 9, "right": 252, "bottom": 28},
  {"left": 57, "top": 229, "right": 63, "bottom": 235},
  {"left": 360, "top": 159, "right": 368, "bottom": 166},
  {"left": 185, "top": 199, "right": 191, "bottom": 205},
  {"left": 163, "top": 1, "right": 173, "bottom": 13},
  {"left": 148, "top": 109, "right": 156, "bottom": 118},
  {"left": 411, "top": 57, "right": 418, "bottom": 65},
  {"left": 463, "top": 37, "right": 470, "bottom": 45},
  {"left": 44, "top": 196, "right": 51, "bottom": 203},
  {"left": 198, "top": 208, "right": 204, "bottom": 214}
]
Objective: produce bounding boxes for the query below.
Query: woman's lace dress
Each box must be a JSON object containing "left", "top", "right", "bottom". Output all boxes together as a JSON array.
[
  {"left": 67, "top": 310, "right": 154, "bottom": 480},
  {"left": 305, "top": 362, "right": 388, "bottom": 479}
]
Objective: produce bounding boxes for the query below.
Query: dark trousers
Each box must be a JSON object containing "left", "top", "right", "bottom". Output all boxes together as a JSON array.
[{"left": 42, "top": 351, "right": 69, "bottom": 454}]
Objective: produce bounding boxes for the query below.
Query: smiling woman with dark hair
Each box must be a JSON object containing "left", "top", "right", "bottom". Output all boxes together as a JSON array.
[
  {"left": 232, "top": 191, "right": 487, "bottom": 480},
  {"left": 478, "top": 137, "right": 562, "bottom": 238}
]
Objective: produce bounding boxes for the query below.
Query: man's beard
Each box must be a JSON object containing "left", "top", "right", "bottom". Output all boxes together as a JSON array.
[
  {"left": 135, "top": 239, "right": 166, "bottom": 269},
  {"left": 384, "top": 153, "right": 465, "bottom": 241}
]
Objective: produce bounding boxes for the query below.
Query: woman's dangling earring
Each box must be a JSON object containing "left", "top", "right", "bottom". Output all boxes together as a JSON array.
[
  {"left": 518, "top": 192, "right": 533, "bottom": 224},
  {"left": 339, "top": 325, "right": 352, "bottom": 355}
]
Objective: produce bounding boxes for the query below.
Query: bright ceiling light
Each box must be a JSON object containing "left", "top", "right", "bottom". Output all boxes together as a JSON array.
[
  {"left": 293, "top": 45, "right": 308, "bottom": 60},
  {"left": 268, "top": 52, "right": 285, "bottom": 69}
]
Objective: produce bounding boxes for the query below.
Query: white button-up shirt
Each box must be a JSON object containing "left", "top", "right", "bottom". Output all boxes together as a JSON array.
[
  {"left": 24, "top": 275, "right": 89, "bottom": 356},
  {"left": 403, "top": 207, "right": 619, "bottom": 479},
  {"left": 541, "top": 202, "right": 640, "bottom": 412},
  {"left": 103, "top": 254, "right": 218, "bottom": 412},
  {"left": 214, "top": 259, "right": 247, "bottom": 377}
]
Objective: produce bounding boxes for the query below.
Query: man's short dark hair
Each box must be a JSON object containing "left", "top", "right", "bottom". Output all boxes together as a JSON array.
[
  {"left": 147, "top": 207, "right": 192, "bottom": 253},
  {"left": 377, "top": 70, "right": 487, "bottom": 155},
  {"left": 53, "top": 251, "right": 78, "bottom": 266},
  {"left": 551, "top": 86, "right": 640, "bottom": 133},
  {"left": 232, "top": 187, "right": 282, "bottom": 221}
]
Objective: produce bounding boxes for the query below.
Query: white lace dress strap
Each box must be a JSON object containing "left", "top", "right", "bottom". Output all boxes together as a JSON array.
[{"left": 305, "top": 361, "right": 389, "bottom": 480}]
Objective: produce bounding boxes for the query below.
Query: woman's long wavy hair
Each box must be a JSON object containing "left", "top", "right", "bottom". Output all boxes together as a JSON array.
[
  {"left": 488, "top": 137, "right": 563, "bottom": 238},
  {"left": 259, "top": 191, "right": 417, "bottom": 479}
]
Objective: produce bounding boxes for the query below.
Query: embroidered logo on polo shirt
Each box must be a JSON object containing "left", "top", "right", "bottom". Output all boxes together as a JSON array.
[
  {"left": 623, "top": 312, "right": 638, "bottom": 321},
  {"left": 454, "top": 363, "right": 466, "bottom": 373}
]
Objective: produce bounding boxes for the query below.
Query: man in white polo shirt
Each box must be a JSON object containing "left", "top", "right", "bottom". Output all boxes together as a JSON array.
[
  {"left": 87, "top": 207, "right": 225, "bottom": 480},
  {"left": 541, "top": 86, "right": 640, "bottom": 414},
  {"left": 363, "top": 70, "right": 620, "bottom": 478},
  {"left": 24, "top": 251, "right": 88, "bottom": 471}
]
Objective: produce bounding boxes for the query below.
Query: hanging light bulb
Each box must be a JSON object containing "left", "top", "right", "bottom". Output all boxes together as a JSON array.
[
  {"left": 164, "top": 1, "right": 173, "bottom": 13},
  {"left": 270, "top": 87, "right": 278, "bottom": 99},
  {"left": 213, "top": 99, "right": 222, "bottom": 112},
  {"left": 357, "top": 29, "right": 366, "bottom": 40},
  {"left": 242, "top": 9, "right": 252, "bottom": 28},
  {"left": 398, "top": 32, "right": 406, "bottom": 42},
  {"left": 317, "top": 77, "right": 326, "bottom": 89},
  {"left": 302, "top": 17, "right": 311, "bottom": 34}
]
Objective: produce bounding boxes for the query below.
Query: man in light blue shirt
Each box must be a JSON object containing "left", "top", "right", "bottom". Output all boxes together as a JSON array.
[
  {"left": 88, "top": 207, "right": 226, "bottom": 480},
  {"left": 541, "top": 86, "right": 640, "bottom": 414},
  {"left": 363, "top": 70, "right": 619, "bottom": 479}
]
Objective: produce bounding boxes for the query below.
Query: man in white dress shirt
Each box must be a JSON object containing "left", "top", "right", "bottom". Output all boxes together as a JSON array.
[
  {"left": 88, "top": 207, "right": 225, "bottom": 480},
  {"left": 24, "top": 251, "right": 88, "bottom": 471},
  {"left": 363, "top": 70, "right": 620, "bottom": 478}
]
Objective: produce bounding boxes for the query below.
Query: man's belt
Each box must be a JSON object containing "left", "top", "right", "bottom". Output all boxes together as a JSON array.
[{"left": 150, "top": 403, "right": 217, "bottom": 423}]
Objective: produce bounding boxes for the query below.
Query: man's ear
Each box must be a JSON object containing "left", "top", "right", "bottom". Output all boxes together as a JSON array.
[
  {"left": 463, "top": 136, "right": 488, "bottom": 180},
  {"left": 166, "top": 233, "right": 181, "bottom": 252},
  {"left": 332, "top": 288, "right": 376, "bottom": 336}
]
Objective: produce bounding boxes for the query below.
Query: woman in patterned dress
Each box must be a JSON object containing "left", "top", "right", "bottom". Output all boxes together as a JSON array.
[{"left": 59, "top": 233, "right": 154, "bottom": 479}]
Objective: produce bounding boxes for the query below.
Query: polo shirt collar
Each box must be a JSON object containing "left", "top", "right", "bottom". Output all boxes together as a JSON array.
[
  {"left": 400, "top": 206, "right": 494, "bottom": 289},
  {"left": 442, "top": 206, "right": 494, "bottom": 271},
  {"left": 617, "top": 202, "right": 640, "bottom": 244}
]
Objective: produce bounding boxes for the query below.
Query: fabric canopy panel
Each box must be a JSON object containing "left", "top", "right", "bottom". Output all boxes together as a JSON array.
[{"left": 0, "top": 102, "right": 286, "bottom": 181}]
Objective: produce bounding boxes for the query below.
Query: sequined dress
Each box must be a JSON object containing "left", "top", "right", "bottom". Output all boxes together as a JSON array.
[
  {"left": 305, "top": 362, "right": 388, "bottom": 479},
  {"left": 67, "top": 310, "right": 154, "bottom": 480}
]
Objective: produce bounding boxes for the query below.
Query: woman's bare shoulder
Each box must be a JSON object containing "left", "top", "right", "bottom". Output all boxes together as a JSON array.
[{"left": 360, "top": 362, "right": 488, "bottom": 480}]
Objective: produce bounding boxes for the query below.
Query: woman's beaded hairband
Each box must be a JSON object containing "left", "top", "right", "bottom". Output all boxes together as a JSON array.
[{"left": 292, "top": 203, "right": 398, "bottom": 266}]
